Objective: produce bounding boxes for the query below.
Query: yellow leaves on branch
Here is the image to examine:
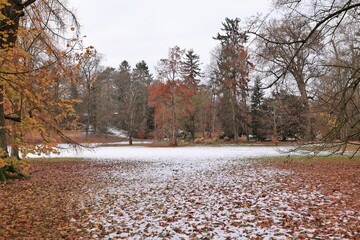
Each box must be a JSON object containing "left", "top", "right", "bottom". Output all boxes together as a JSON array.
[
  {"left": 0, "top": 0, "right": 10, "bottom": 18},
  {"left": 31, "top": 17, "right": 42, "bottom": 22},
  {"left": 0, "top": 0, "right": 84, "bottom": 159},
  {"left": 0, "top": 0, "right": 10, "bottom": 7},
  {"left": 2, "top": 49, "right": 80, "bottom": 157},
  {"left": 0, "top": 149, "right": 7, "bottom": 168}
]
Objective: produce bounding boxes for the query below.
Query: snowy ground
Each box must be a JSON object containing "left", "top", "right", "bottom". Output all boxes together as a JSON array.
[
  {"left": 30, "top": 145, "right": 293, "bottom": 160},
  {"left": 35, "top": 145, "right": 356, "bottom": 239}
]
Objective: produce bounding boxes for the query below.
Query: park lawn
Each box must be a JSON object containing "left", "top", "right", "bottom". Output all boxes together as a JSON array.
[
  {"left": 0, "top": 159, "right": 92, "bottom": 239},
  {"left": 0, "top": 155, "right": 359, "bottom": 239}
]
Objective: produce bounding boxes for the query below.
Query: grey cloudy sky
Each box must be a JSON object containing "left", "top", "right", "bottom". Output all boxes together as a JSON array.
[{"left": 69, "top": 0, "right": 272, "bottom": 72}]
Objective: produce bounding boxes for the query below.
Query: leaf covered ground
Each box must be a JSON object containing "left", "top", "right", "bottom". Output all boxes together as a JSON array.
[{"left": 0, "top": 156, "right": 359, "bottom": 239}]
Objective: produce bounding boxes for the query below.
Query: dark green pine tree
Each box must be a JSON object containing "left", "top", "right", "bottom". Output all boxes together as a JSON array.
[
  {"left": 133, "top": 60, "right": 154, "bottom": 136},
  {"left": 251, "top": 78, "right": 266, "bottom": 141},
  {"left": 182, "top": 49, "right": 202, "bottom": 86},
  {"left": 134, "top": 60, "right": 153, "bottom": 86},
  {"left": 181, "top": 49, "right": 203, "bottom": 142},
  {"left": 213, "top": 17, "right": 251, "bottom": 142}
]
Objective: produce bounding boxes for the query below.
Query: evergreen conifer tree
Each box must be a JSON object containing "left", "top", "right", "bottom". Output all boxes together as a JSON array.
[{"left": 250, "top": 78, "right": 265, "bottom": 141}]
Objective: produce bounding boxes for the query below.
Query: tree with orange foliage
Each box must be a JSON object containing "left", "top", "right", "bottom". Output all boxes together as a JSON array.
[
  {"left": 148, "top": 81, "right": 172, "bottom": 143},
  {"left": 0, "top": 0, "right": 81, "bottom": 180},
  {"left": 149, "top": 47, "right": 204, "bottom": 145},
  {"left": 149, "top": 46, "right": 186, "bottom": 146}
]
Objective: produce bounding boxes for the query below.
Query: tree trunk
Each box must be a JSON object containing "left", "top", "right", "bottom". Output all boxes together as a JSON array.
[
  {"left": 295, "top": 76, "right": 312, "bottom": 140},
  {"left": 0, "top": 86, "right": 8, "bottom": 158},
  {"left": 230, "top": 90, "right": 239, "bottom": 143},
  {"left": 128, "top": 94, "right": 135, "bottom": 145},
  {"left": 210, "top": 94, "right": 216, "bottom": 138},
  {"left": 10, "top": 139, "right": 20, "bottom": 160},
  {"left": 273, "top": 104, "right": 278, "bottom": 143},
  {"left": 0, "top": 1, "right": 37, "bottom": 180},
  {"left": 190, "top": 127, "right": 195, "bottom": 143},
  {"left": 169, "top": 94, "right": 177, "bottom": 146},
  {"left": 85, "top": 117, "right": 90, "bottom": 138},
  {"left": 128, "top": 113, "right": 133, "bottom": 145},
  {"left": 0, "top": 2, "right": 25, "bottom": 159},
  {"left": 202, "top": 109, "right": 207, "bottom": 138}
]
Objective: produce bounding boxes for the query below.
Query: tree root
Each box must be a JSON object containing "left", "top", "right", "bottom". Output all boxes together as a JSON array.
[{"left": 0, "top": 165, "right": 29, "bottom": 181}]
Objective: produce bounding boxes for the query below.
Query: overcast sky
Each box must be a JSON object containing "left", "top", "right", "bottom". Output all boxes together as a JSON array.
[{"left": 68, "top": 0, "right": 272, "bottom": 73}]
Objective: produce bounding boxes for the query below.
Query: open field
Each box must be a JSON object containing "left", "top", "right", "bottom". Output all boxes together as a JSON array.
[{"left": 1, "top": 149, "right": 359, "bottom": 239}]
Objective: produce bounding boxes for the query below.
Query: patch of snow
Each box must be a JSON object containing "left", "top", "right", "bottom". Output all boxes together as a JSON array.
[
  {"left": 83, "top": 161, "right": 342, "bottom": 239},
  {"left": 28, "top": 145, "right": 357, "bottom": 239},
  {"left": 107, "top": 127, "right": 128, "bottom": 138},
  {"left": 100, "top": 141, "right": 154, "bottom": 145},
  {"left": 28, "top": 145, "right": 293, "bottom": 161}
]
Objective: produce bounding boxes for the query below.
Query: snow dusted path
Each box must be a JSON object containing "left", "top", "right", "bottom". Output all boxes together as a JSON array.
[{"left": 57, "top": 146, "right": 359, "bottom": 239}]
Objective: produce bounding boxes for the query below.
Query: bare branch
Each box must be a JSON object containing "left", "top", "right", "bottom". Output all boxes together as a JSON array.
[
  {"left": 22, "top": 0, "right": 37, "bottom": 8},
  {"left": 4, "top": 115, "right": 21, "bottom": 122}
]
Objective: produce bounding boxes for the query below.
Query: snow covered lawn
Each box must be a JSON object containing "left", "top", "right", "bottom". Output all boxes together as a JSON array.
[
  {"left": 34, "top": 145, "right": 292, "bottom": 160},
  {"left": 45, "top": 146, "right": 358, "bottom": 239}
]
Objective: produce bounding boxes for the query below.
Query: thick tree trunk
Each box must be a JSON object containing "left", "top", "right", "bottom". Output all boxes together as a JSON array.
[
  {"left": 0, "top": 1, "right": 37, "bottom": 180},
  {"left": 190, "top": 128, "right": 195, "bottom": 143},
  {"left": 296, "top": 76, "right": 312, "bottom": 141},
  {"left": 0, "top": 2, "right": 25, "bottom": 158},
  {"left": 11, "top": 145, "right": 20, "bottom": 159}
]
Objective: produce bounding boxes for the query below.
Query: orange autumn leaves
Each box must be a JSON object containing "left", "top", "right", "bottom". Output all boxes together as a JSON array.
[
  {"left": 148, "top": 46, "right": 200, "bottom": 145},
  {"left": 148, "top": 80, "right": 197, "bottom": 141},
  {"left": 0, "top": 0, "right": 82, "bottom": 166}
]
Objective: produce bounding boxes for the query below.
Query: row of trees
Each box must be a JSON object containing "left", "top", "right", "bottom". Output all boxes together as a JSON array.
[
  {"left": 78, "top": 18, "right": 306, "bottom": 145},
  {"left": 77, "top": 55, "right": 154, "bottom": 144},
  {"left": 77, "top": 0, "right": 359, "bottom": 151},
  {"left": 76, "top": 47, "right": 206, "bottom": 146}
]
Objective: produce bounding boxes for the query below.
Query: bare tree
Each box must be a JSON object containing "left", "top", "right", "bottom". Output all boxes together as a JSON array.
[
  {"left": 248, "top": 0, "right": 360, "bottom": 153},
  {"left": 255, "top": 16, "right": 324, "bottom": 140},
  {"left": 79, "top": 50, "right": 103, "bottom": 137}
]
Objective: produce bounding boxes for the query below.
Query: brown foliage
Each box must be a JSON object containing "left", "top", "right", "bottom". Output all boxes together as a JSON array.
[{"left": 0, "top": 160, "right": 96, "bottom": 239}]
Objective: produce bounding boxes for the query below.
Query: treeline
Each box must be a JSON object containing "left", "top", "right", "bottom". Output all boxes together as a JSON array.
[
  {"left": 74, "top": 0, "right": 359, "bottom": 149},
  {"left": 75, "top": 44, "right": 321, "bottom": 145},
  {"left": 0, "top": 0, "right": 359, "bottom": 172},
  {"left": 76, "top": 56, "right": 154, "bottom": 144}
]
